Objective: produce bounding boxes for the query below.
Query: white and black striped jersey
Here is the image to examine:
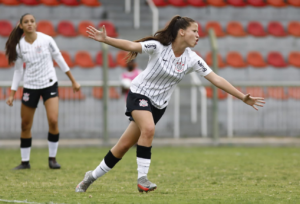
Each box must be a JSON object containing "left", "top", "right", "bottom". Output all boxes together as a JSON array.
[
  {"left": 130, "top": 40, "right": 212, "bottom": 109},
  {"left": 11, "top": 32, "right": 70, "bottom": 90}
]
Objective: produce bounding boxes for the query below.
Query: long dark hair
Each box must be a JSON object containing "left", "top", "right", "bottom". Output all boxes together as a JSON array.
[
  {"left": 5, "top": 13, "right": 32, "bottom": 64},
  {"left": 126, "top": 15, "right": 195, "bottom": 62}
]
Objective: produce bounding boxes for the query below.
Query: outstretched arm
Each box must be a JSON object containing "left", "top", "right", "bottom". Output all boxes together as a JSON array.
[
  {"left": 204, "top": 72, "right": 265, "bottom": 110},
  {"left": 86, "top": 26, "right": 142, "bottom": 53}
]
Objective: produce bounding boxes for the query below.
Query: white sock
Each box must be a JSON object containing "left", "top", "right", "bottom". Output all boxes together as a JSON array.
[
  {"left": 48, "top": 141, "right": 59, "bottom": 157},
  {"left": 137, "top": 157, "right": 151, "bottom": 179},
  {"left": 92, "top": 159, "right": 111, "bottom": 179},
  {"left": 21, "top": 147, "right": 31, "bottom": 162}
]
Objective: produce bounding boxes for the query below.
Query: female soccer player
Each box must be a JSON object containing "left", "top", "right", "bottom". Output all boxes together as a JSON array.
[
  {"left": 75, "top": 15, "right": 265, "bottom": 193},
  {"left": 5, "top": 13, "right": 81, "bottom": 170}
]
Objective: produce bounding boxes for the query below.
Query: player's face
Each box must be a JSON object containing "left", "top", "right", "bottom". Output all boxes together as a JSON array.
[
  {"left": 20, "top": 15, "right": 36, "bottom": 33},
  {"left": 183, "top": 22, "right": 199, "bottom": 48}
]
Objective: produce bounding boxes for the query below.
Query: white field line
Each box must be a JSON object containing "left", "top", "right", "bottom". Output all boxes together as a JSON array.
[{"left": 0, "top": 199, "right": 69, "bottom": 204}]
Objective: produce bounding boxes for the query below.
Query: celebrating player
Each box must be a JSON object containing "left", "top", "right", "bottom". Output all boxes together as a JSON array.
[
  {"left": 5, "top": 13, "right": 81, "bottom": 170},
  {"left": 75, "top": 15, "right": 265, "bottom": 193}
]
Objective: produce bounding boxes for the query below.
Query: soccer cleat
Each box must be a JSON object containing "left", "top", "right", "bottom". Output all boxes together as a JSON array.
[
  {"left": 75, "top": 171, "right": 96, "bottom": 192},
  {"left": 137, "top": 176, "right": 157, "bottom": 193},
  {"left": 49, "top": 157, "right": 61, "bottom": 169},
  {"left": 12, "top": 162, "right": 31, "bottom": 170}
]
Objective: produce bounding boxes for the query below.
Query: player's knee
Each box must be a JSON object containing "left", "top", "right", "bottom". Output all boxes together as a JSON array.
[
  {"left": 48, "top": 117, "right": 58, "bottom": 130},
  {"left": 141, "top": 126, "right": 155, "bottom": 139},
  {"left": 21, "top": 120, "right": 31, "bottom": 132}
]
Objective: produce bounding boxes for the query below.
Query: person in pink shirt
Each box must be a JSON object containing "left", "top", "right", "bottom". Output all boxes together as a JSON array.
[{"left": 121, "top": 60, "right": 141, "bottom": 98}]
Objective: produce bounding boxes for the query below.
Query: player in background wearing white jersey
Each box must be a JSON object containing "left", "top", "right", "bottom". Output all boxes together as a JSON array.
[
  {"left": 5, "top": 14, "right": 81, "bottom": 170},
  {"left": 75, "top": 15, "right": 265, "bottom": 193}
]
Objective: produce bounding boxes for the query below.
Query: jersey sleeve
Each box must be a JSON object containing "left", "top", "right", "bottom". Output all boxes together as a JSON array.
[
  {"left": 191, "top": 54, "right": 212, "bottom": 77},
  {"left": 48, "top": 36, "right": 70, "bottom": 72},
  {"left": 11, "top": 46, "right": 24, "bottom": 91},
  {"left": 139, "top": 40, "right": 163, "bottom": 55}
]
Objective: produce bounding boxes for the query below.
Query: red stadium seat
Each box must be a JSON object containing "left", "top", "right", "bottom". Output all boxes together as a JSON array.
[
  {"left": 168, "top": 0, "right": 188, "bottom": 7},
  {"left": 288, "top": 52, "right": 300, "bottom": 68},
  {"left": 81, "top": 0, "right": 101, "bottom": 6},
  {"left": 0, "top": 20, "right": 13, "bottom": 37},
  {"left": 78, "top": 21, "right": 94, "bottom": 37},
  {"left": 226, "top": 52, "right": 247, "bottom": 68},
  {"left": 246, "top": 87, "right": 267, "bottom": 98},
  {"left": 0, "top": 88, "right": 6, "bottom": 100},
  {"left": 152, "top": 0, "right": 169, "bottom": 6},
  {"left": 197, "top": 22, "right": 206, "bottom": 37},
  {"left": 227, "top": 0, "right": 247, "bottom": 7},
  {"left": 227, "top": 21, "right": 247, "bottom": 37},
  {"left": 58, "top": 21, "right": 77, "bottom": 37},
  {"left": 20, "top": 0, "right": 40, "bottom": 5},
  {"left": 98, "top": 21, "right": 118, "bottom": 38},
  {"left": 247, "top": 51, "right": 267, "bottom": 68},
  {"left": 206, "top": 22, "right": 226, "bottom": 37},
  {"left": 267, "top": 22, "right": 287, "bottom": 37},
  {"left": 205, "top": 87, "right": 228, "bottom": 99},
  {"left": 267, "top": 52, "right": 287, "bottom": 68},
  {"left": 206, "top": 0, "right": 227, "bottom": 7},
  {"left": 54, "top": 51, "right": 74, "bottom": 68},
  {"left": 116, "top": 51, "right": 129, "bottom": 68},
  {"left": 288, "top": 0, "right": 300, "bottom": 7},
  {"left": 247, "top": 0, "right": 267, "bottom": 7},
  {"left": 1, "top": 0, "right": 20, "bottom": 5},
  {"left": 37, "top": 21, "right": 56, "bottom": 37},
  {"left": 206, "top": 52, "right": 226, "bottom": 68},
  {"left": 96, "top": 52, "right": 117, "bottom": 68},
  {"left": 58, "top": 87, "right": 85, "bottom": 100},
  {"left": 247, "top": 21, "right": 267, "bottom": 37},
  {"left": 40, "top": 0, "right": 60, "bottom": 6},
  {"left": 266, "top": 0, "right": 287, "bottom": 7},
  {"left": 0, "top": 52, "right": 10, "bottom": 68},
  {"left": 7, "top": 88, "right": 23, "bottom": 100},
  {"left": 187, "top": 0, "right": 207, "bottom": 7},
  {"left": 92, "top": 87, "right": 120, "bottom": 99},
  {"left": 288, "top": 21, "right": 300, "bottom": 37},
  {"left": 60, "top": 0, "right": 80, "bottom": 6},
  {"left": 268, "top": 87, "right": 288, "bottom": 99},
  {"left": 288, "top": 88, "right": 300, "bottom": 99},
  {"left": 75, "top": 51, "right": 95, "bottom": 68}
]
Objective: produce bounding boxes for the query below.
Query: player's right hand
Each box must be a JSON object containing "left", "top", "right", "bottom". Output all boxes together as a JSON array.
[
  {"left": 6, "top": 96, "right": 14, "bottom": 107},
  {"left": 86, "top": 25, "right": 106, "bottom": 42}
]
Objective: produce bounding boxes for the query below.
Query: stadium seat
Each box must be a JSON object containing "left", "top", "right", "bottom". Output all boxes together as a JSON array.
[
  {"left": 267, "top": 22, "right": 287, "bottom": 37},
  {"left": 0, "top": 88, "right": 6, "bottom": 100},
  {"left": 168, "top": 0, "right": 188, "bottom": 7},
  {"left": 246, "top": 87, "right": 267, "bottom": 98},
  {"left": 267, "top": 52, "right": 287, "bottom": 68},
  {"left": 287, "top": 21, "right": 300, "bottom": 37},
  {"left": 288, "top": 87, "right": 300, "bottom": 99},
  {"left": 288, "top": 0, "right": 300, "bottom": 7},
  {"left": 1, "top": 0, "right": 20, "bottom": 5},
  {"left": 0, "top": 52, "right": 10, "bottom": 68},
  {"left": 205, "top": 87, "right": 228, "bottom": 99},
  {"left": 116, "top": 51, "right": 129, "bottom": 68},
  {"left": 58, "top": 21, "right": 77, "bottom": 37},
  {"left": 98, "top": 21, "right": 118, "bottom": 38},
  {"left": 58, "top": 87, "right": 85, "bottom": 100},
  {"left": 75, "top": 51, "right": 95, "bottom": 68},
  {"left": 197, "top": 22, "right": 206, "bottom": 37},
  {"left": 247, "top": 0, "right": 267, "bottom": 7},
  {"left": 40, "top": 0, "right": 60, "bottom": 6},
  {"left": 206, "top": 0, "right": 227, "bottom": 7},
  {"left": 206, "top": 22, "right": 226, "bottom": 37},
  {"left": 226, "top": 21, "right": 247, "bottom": 37},
  {"left": 60, "top": 0, "right": 80, "bottom": 6},
  {"left": 20, "top": 0, "right": 40, "bottom": 5},
  {"left": 78, "top": 21, "right": 95, "bottom": 37},
  {"left": 7, "top": 88, "right": 23, "bottom": 100},
  {"left": 37, "top": 21, "right": 56, "bottom": 37},
  {"left": 54, "top": 51, "right": 74, "bottom": 68},
  {"left": 0, "top": 20, "right": 13, "bottom": 37},
  {"left": 288, "top": 52, "right": 300, "bottom": 68},
  {"left": 266, "top": 0, "right": 287, "bottom": 7},
  {"left": 152, "top": 0, "right": 169, "bottom": 6},
  {"left": 227, "top": 0, "right": 247, "bottom": 7},
  {"left": 96, "top": 52, "right": 117, "bottom": 68},
  {"left": 92, "top": 87, "right": 120, "bottom": 99},
  {"left": 205, "top": 52, "right": 226, "bottom": 68},
  {"left": 226, "top": 52, "right": 247, "bottom": 68},
  {"left": 267, "top": 87, "right": 288, "bottom": 99},
  {"left": 247, "top": 51, "right": 267, "bottom": 68},
  {"left": 187, "top": 0, "right": 207, "bottom": 7},
  {"left": 81, "top": 0, "right": 101, "bottom": 6},
  {"left": 247, "top": 21, "right": 267, "bottom": 37}
]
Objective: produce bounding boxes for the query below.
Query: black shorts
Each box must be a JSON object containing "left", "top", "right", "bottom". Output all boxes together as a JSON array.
[
  {"left": 22, "top": 82, "right": 59, "bottom": 108},
  {"left": 125, "top": 91, "right": 166, "bottom": 125}
]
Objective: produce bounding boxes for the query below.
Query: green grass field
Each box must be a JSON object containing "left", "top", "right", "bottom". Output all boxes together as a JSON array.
[{"left": 0, "top": 146, "right": 300, "bottom": 204}]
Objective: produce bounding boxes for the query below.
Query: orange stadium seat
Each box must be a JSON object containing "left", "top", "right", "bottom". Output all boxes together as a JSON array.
[
  {"left": 0, "top": 52, "right": 10, "bottom": 68},
  {"left": 92, "top": 87, "right": 120, "bottom": 99},
  {"left": 54, "top": 51, "right": 74, "bottom": 68},
  {"left": 288, "top": 0, "right": 300, "bottom": 7},
  {"left": 7, "top": 88, "right": 23, "bottom": 100},
  {"left": 246, "top": 87, "right": 267, "bottom": 98},
  {"left": 78, "top": 21, "right": 94, "bottom": 37},
  {"left": 288, "top": 21, "right": 300, "bottom": 37},
  {"left": 1, "top": 0, "right": 20, "bottom": 5},
  {"left": 267, "top": 22, "right": 287, "bottom": 37},
  {"left": 81, "top": 0, "right": 101, "bottom": 6},
  {"left": 266, "top": 0, "right": 287, "bottom": 7},
  {"left": 58, "top": 21, "right": 77, "bottom": 37},
  {"left": 168, "top": 0, "right": 188, "bottom": 7},
  {"left": 40, "top": 0, "right": 60, "bottom": 6},
  {"left": 197, "top": 22, "right": 206, "bottom": 37},
  {"left": 37, "top": 21, "right": 56, "bottom": 37},
  {"left": 0, "top": 88, "right": 6, "bottom": 100},
  {"left": 75, "top": 51, "right": 95, "bottom": 68},
  {"left": 205, "top": 52, "right": 226, "bottom": 68},
  {"left": 98, "top": 21, "right": 118, "bottom": 38},
  {"left": 288, "top": 88, "right": 300, "bottom": 99},
  {"left": 187, "top": 0, "right": 207, "bottom": 7},
  {"left": 268, "top": 87, "right": 288, "bottom": 99},
  {"left": 96, "top": 52, "right": 117, "bottom": 68},
  {"left": 267, "top": 52, "right": 287, "bottom": 68},
  {"left": 60, "top": 0, "right": 80, "bottom": 6},
  {"left": 206, "top": 22, "right": 226, "bottom": 37},
  {"left": 152, "top": 0, "right": 169, "bottom": 6},
  {"left": 247, "top": 51, "right": 267, "bottom": 68},
  {"left": 227, "top": 0, "right": 247, "bottom": 7},
  {"left": 20, "top": 0, "right": 40, "bottom": 5},
  {"left": 116, "top": 51, "right": 129, "bottom": 68},
  {"left": 247, "top": 21, "right": 267, "bottom": 37},
  {"left": 0, "top": 20, "right": 13, "bottom": 37},
  {"left": 247, "top": 0, "right": 267, "bottom": 7},
  {"left": 227, "top": 21, "right": 247, "bottom": 37},
  {"left": 58, "top": 87, "right": 85, "bottom": 100},
  {"left": 226, "top": 52, "right": 247, "bottom": 68},
  {"left": 206, "top": 0, "right": 227, "bottom": 7},
  {"left": 288, "top": 52, "right": 300, "bottom": 68},
  {"left": 205, "top": 87, "right": 228, "bottom": 99}
]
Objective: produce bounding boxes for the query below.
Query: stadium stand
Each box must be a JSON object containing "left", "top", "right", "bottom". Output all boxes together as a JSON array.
[
  {"left": 197, "top": 22, "right": 207, "bottom": 37},
  {"left": 116, "top": 51, "right": 129, "bottom": 68},
  {"left": 186, "top": 0, "right": 206, "bottom": 7},
  {"left": 58, "top": 87, "right": 86, "bottom": 100},
  {"left": 168, "top": 0, "right": 188, "bottom": 7},
  {"left": 205, "top": 87, "right": 228, "bottom": 99},
  {"left": 267, "top": 21, "right": 287, "bottom": 37},
  {"left": 288, "top": 0, "right": 300, "bottom": 7},
  {"left": 60, "top": 0, "right": 81, "bottom": 6},
  {"left": 75, "top": 51, "right": 95, "bottom": 68},
  {"left": 96, "top": 51, "right": 117, "bottom": 68},
  {"left": 0, "top": 20, "right": 12, "bottom": 37},
  {"left": 246, "top": 87, "right": 267, "bottom": 98},
  {"left": 226, "top": 52, "right": 247, "bottom": 68},
  {"left": 206, "top": 0, "right": 227, "bottom": 7},
  {"left": 81, "top": 0, "right": 101, "bottom": 7},
  {"left": 288, "top": 52, "right": 300, "bottom": 68},
  {"left": 54, "top": 51, "right": 74, "bottom": 68},
  {"left": 98, "top": 21, "right": 118, "bottom": 38},
  {"left": 205, "top": 52, "right": 226, "bottom": 68},
  {"left": 226, "top": 21, "right": 247, "bottom": 37},
  {"left": 0, "top": 88, "right": 5, "bottom": 100},
  {"left": 247, "top": 0, "right": 267, "bottom": 7},
  {"left": 92, "top": 87, "right": 120, "bottom": 99},
  {"left": 266, "top": 0, "right": 287, "bottom": 7},
  {"left": 288, "top": 87, "right": 300, "bottom": 99},
  {"left": 205, "top": 21, "right": 226, "bottom": 37},
  {"left": 247, "top": 51, "right": 267, "bottom": 68},
  {"left": 40, "top": 0, "right": 61, "bottom": 6},
  {"left": 20, "top": 0, "right": 40, "bottom": 6},
  {"left": 37, "top": 21, "right": 56, "bottom": 37},
  {"left": 6, "top": 88, "right": 23, "bottom": 100},
  {"left": 152, "top": 0, "right": 169, "bottom": 7},
  {"left": 268, "top": 87, "right": 288, "bottom": 99},
  {"left": 78, "top": 21, "right": 95, "bottom": 37},
  {"left": 267, "top": 52, "right": 287, "bottom": 68},
  {"left": 288, "top": 21, "right": 300, "bottom": 37},
  {"left": 0, "top": 52, "right": 10, "bottom": 68},
  {"left": 1, "top": 0, "right": 20, "bottom": 5},
  {"left": 227, "top": 0, "right": 247, "bottom": 7},
  {"left": 247, "top": 21, "right": 267, "bottom": 37},
  {"left": 58, "top": 21, "right": 77, "bottom": 37}
]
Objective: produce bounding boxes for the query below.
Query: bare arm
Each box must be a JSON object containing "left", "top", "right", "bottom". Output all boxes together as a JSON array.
[{"left": 65, "top": 71, "right": 80, "bottom": 92}]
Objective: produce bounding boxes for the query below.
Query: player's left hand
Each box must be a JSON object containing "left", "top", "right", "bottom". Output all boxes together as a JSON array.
[
  {"left": 72, "top": 81, "right": 81, "bottom": 92},
  {"left": 243, "top": 93, "right": 265, "bottom": 110}
]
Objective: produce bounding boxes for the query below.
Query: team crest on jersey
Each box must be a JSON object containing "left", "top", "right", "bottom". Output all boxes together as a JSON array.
[
  {"left": 23, "top": 93, "right": 30, "bottom": 102},
  {"left": 35, "top": 46, "right": 42, "bottom": 53},
  {"left": 175, "top": 62, "right": 185, "bottom": 73},
  {"left": 198, "top": 60, "right": 207, "bottom": 72},
  {"left": 139, "top": 99, "right": 148, "bottom": 107}
]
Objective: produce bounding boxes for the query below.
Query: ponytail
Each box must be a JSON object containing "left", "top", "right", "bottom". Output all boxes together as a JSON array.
[{"left": 126, "top": 15, "right": 195, "bottom": 62}]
